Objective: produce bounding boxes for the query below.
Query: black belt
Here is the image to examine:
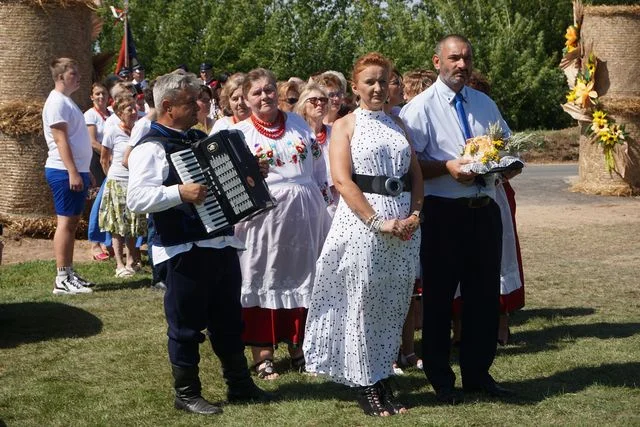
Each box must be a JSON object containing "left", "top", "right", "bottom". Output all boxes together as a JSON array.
[
  {"left": 352, "top": 173, "right": 411, "bottom": 196},
  {"left": 426, "top": 195, "right": 491, "bottom": 209}
]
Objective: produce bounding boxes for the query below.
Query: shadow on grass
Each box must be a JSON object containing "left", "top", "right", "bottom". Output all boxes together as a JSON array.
[
  {"left": 511, "top": 307, "right": 596, "bottom": 326},
  {"left": 96, "top": 277, "right": 152, "bottom": 292},
  {"left": 505, "top": 322, "right": 640, "bottom": 355},
  {"left": 0, "top": 301, "right": 102, "bottom": 348},
  {"left": 500, "top": 362, "right": 640, "bottom": 405}
]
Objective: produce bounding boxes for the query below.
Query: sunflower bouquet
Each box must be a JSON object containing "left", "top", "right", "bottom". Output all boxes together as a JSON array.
[
  {"left": 460, "top": 122, "right": 526, "bottom": 175},
  {"left": 588, "top": 110, "right": 628, "bottom": 172}
]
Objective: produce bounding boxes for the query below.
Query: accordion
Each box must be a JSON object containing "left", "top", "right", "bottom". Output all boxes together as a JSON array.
[{"left": 168, "top": 129, "right": 275, "bottom": 234}]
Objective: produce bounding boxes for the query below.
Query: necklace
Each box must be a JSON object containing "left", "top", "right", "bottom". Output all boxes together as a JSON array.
[
  {"left": 251, "top": 111, "right": 286, "bottom": 139},
  {"left": 316, "top": 124, "right": 327, "bottom": 145},
  {"left": 94, "top": 106, "right": 110, "bottom": 121}
]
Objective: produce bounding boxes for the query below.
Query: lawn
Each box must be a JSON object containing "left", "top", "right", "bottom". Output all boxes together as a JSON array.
[{"left": 1, "top": 220, "right": 639, "bottom": 426}]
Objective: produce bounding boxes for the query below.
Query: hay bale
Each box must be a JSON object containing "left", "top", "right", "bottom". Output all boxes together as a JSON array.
[
  {"left": 0, "top": 1, "right": 95, "bottom": 234},
  {"left": 574, "top": 111, "right": 640, "bottom": 196},
  {"left": 582, "top": 6, "right": 640, "bottom": 98},
  {"left": 0, "top": 132, "right": 54, "bottom": 216},
  {"left": 0, "top": 1, "right": 94, "bottom": 109}
]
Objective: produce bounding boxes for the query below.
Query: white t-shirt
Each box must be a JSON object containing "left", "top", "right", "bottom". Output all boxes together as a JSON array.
[
  {"left": 83, "top": 108, "right": 108, "bottom": 143},
  {"left": 102, "top": 124, "right": 131, "bottom": 181},
  {"left": 209, "top": 116, "right": 235, "bottom": 135},
  {"left": 104, "top": 113, "right": 120, "bottom": 134},
  {"left": 129, "top": 116, "right": 152, "bottom": 147},
  {"left": 43, "top": 90, "right": 92, "bottom": 172}
]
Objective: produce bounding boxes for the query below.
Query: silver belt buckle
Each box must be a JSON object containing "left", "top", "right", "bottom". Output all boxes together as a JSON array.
[{"left": 384, "top": 177, "right": 403, "bottom": 196}]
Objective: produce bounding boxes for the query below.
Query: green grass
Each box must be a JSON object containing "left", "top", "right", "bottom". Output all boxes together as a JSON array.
[{"left": 1, "top": 221, "right": 639, "bottom": 426}]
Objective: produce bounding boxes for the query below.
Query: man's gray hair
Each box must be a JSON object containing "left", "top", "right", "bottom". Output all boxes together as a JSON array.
[
  {"left": 153, "top": 71, "right": 202, "bottom": 113},
  {"left": 435, "top": 34, "right": 473, "bottom": 56}
]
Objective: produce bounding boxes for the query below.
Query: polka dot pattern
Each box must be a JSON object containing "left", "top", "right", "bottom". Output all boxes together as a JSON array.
[{"left": 303, "top": 108, "right": 421, "bottom": 387}]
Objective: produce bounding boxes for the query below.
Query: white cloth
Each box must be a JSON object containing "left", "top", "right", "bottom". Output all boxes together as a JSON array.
[
  {"left": 400, "top": 76, "right": 510, "bottom": 200},
  {"left": 127, "top": 138, "right": 244, "bottom": 265},
  {"left": 43, "top": 90, "right": 92, "bottom": 172},
  {"left": 303, "top": 108, "right": 421, "bottom": 387},
  {"left": 232, "top": 112, "right": 331, "bottom": 309},
  {"left": 83, "top": 108, "right": 107, "bottom": 143},
  {"left": 102, "top": 124, "right": 131, "bottom": 181},
  {"left": 209, "top": 116, "right": 235, "bottom": 135},
  {"left": 129, "top": 116, "right": 152, "bottom": 147},
  {"left": 104, "top": 113, "right": 120, "bottom": 134}
]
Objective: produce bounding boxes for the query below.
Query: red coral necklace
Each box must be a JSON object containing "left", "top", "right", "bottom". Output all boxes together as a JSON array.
[
  {"left": 316, "top": 124, "right": 327, "bottom": 145},
  {"left": 251, "top": 110, "right": 286, "bottom": 139}
]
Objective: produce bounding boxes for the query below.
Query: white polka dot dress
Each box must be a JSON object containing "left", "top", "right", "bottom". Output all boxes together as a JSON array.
[{"left": 303, "top": 108, "right": 420, "bottom": 387}]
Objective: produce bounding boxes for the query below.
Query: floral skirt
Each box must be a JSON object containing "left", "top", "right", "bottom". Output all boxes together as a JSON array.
[{"left": 98, "top": 179, "right": 146, "bottom": 237}]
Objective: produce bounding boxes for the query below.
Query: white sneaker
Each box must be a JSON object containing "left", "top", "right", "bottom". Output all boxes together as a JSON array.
[
  {"left": 53, "top": 274, "right": 93, "bottom": 295},
  {"left": 71, "top": 271, "right": 95, "bottom": 288}
]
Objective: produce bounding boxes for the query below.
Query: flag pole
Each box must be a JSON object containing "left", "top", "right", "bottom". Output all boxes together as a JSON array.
[{"left": 123, "top": 0, "right": 129, "bottom": 69}]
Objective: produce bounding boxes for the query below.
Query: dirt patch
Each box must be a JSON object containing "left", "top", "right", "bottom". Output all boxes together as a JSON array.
[
  {"left": 520, "top": 127, "right": 580, "bottom": 163},
  {"left": 1, "top": 235, "right": 94, "bottom": 265}
]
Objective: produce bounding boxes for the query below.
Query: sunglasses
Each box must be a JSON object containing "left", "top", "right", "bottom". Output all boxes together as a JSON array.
[
  {"left": 327, "top": 91, "right": 343, "bottom": 99},
  {"left": 307, "top": 97, "right": 329, "bottom": 106},
  {"left": 286, "top": 97, "right": 299, "bottom": 105}
]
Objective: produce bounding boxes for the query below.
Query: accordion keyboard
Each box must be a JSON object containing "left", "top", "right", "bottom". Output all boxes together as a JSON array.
[
  {"left": 170, "top": 149, "right": 229, "bottom": 233},
  {"left": 207, "top": 152, "right": 254, "bottom": 215}
]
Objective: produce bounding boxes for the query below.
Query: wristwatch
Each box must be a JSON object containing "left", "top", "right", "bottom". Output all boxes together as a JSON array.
[{"left": 411, "top": 210, "right": 423, "bottom": 222}]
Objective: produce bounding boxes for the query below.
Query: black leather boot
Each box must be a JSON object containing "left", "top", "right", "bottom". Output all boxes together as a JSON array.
[
  {"left": 172, "top": 364, "right": 223, "bottom": 415},
  {"left": 219, "top": 352, "right": 274, "bottom": 403}
]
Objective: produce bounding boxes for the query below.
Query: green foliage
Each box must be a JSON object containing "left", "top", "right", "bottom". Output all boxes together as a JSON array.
[{"left": 95, "top": 0, "right": 578, "bottom": 130}]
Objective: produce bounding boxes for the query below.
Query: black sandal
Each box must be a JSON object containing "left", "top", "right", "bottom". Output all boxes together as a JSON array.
[
  {"left": 357, "top": 384, "right": 390, "bottom": 416},
  {"left": 290, "top": 354, "right": 306, "bottom": 373},
  {"left": 252, "top": 358, "right": 278, "bottom": 380},
  {"left": 377, "top": 379, "right": 408, "bottom": 414}
]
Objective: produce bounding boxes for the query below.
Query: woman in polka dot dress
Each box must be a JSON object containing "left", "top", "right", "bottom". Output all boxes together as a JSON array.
[{"left": 303, "top": 52, "right": 423, "bottom": 417}]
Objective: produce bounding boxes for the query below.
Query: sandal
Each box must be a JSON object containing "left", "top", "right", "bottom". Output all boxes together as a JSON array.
[
  {"left": 92, "top": 252, "right": 110, "bottom": 261},
  {"left": 399, "top": 352, "right": 423, "bottom": 370},
  {"left": 115, "top": 267, "right": 135, "bottom": 278},
  {"left": 252, "top": 358, "right": 279, "bottom": 380},
  {"left": 358, "top": 384, "right": 390, "bottom": 416},
  {"left": 290, "top": 354, "right": 306, "bottom": 373},
  {"left": 377, "top": 379, "right": 408, "bottom": 414}
]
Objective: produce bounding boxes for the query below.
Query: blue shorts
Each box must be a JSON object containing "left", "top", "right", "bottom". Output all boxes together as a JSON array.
[{"left": 45, "top": 168, "right": 90, "bottom": 216}]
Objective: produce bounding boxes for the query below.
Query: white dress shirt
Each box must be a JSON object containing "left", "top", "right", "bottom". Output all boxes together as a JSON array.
[
  {"left": 400, "top": 76, "right": 511, "bottom": 200},
  {"left": 127, "top": 134, "right": 244, "bottom": 265}
]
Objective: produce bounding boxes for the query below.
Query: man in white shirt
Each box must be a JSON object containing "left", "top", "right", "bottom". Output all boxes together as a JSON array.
[
  {"left": 43, "top": 57, "right": 95, "bottom": 295},
  {"left": 400, "top": 34, "right": 517, "bottom": 404},
  {"left": 127, "top": 71, "right": 270, "bottom": 415}
]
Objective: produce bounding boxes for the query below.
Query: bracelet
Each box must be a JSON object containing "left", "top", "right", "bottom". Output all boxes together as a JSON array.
[
  {"left": 411, "top": 210, "right": 421, "bottom": 218},
  {"left": 363, "top": 213, "right": 376, "bottom": 226}
]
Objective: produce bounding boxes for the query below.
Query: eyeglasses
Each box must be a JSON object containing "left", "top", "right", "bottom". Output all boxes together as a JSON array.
[
  {"left": 307, "top": 97, "right": 329, "bottom": 106},
  {"left": 286, "top": 97, "right": 299, "bottom": 105},
  {"left": 327, "top": 91, "right": 343, "bottom": 99}
]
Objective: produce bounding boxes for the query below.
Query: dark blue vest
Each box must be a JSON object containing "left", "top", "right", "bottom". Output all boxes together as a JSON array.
[{"left": 136, "top": 122, "right": 232, "bottom": 246}]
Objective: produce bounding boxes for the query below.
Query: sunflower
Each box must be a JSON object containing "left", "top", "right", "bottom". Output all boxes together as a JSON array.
[
  {"left": 564, "top": 25, "right": 579, "bottom": 52},
  {"left": 573, "top": 78, "right": 597, "bottom": 109}
]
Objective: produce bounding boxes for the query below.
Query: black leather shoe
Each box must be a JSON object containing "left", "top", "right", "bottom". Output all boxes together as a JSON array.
[
  {"left": 174, "top": 394, "right": 223, "bottom": 415},
  {"left": 227, "top": 379, "right": 275, "bottom": 403},
  {"left": 464, "top": 380, "right": 513, "bottom": 398},
  {"left": 435, "top": 387, "right": 464, "bottom": 405}
]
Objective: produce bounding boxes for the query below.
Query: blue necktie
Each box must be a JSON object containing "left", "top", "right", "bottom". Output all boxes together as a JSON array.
[{"left": 454, "top": 92, "right": 473, "bottom": 140}]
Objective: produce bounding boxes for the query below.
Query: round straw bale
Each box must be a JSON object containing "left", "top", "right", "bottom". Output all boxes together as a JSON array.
[
  {"left": 581, "top": 6, "right": 640, "bottom": 98},
  {"left": 0, "top": 1, "right": 94, "bottom": 109}
]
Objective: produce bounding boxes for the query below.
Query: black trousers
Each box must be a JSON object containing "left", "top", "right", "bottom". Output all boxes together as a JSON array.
[
  {"left": 420, "top": 195, "right": 502, "bottom": 391},
  {"left": 162, "top": 245, "right": 244, "bottom": 367}
]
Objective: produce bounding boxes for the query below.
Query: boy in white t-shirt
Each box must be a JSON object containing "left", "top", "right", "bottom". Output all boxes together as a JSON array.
[{"left": 43, "top": 57, "right": 95, "bottom": 295}]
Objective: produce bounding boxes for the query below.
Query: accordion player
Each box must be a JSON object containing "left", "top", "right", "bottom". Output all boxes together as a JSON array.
[{"left": 168, "top": 129, "right": 275, "bottom": 235}]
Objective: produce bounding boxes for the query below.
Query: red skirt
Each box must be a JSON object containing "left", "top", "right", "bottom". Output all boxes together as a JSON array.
[{"left": 241, "top": 307, "right": 307, "bottom": 348}]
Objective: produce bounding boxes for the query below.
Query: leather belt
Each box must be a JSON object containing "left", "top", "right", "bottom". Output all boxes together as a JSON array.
[
  {"left": 426, "top": 195, "right": 491, "bottom": 209},
  {"left": 352, "top": 173, "right": 411, "bottom": 196}
]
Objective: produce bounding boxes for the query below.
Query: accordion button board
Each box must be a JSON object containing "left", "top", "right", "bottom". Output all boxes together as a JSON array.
[{"left": 169, "top": 129, "right": 275, "bottom": 235}]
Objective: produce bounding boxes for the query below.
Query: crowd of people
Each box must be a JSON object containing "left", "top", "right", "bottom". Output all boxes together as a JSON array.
[{"left": 41, "top": 33, "right": 524, "bottom": 417}]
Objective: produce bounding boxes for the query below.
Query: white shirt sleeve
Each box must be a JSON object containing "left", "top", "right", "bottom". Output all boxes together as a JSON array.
[
  {"left": 129, "top": 118, "right": 151, "bottom": 147},
  {"left": 126, "top": 141, "right": 183, "bottom": 214},
  {"left": 399, "top": 101, "right": 430, "bottom": 155}
]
